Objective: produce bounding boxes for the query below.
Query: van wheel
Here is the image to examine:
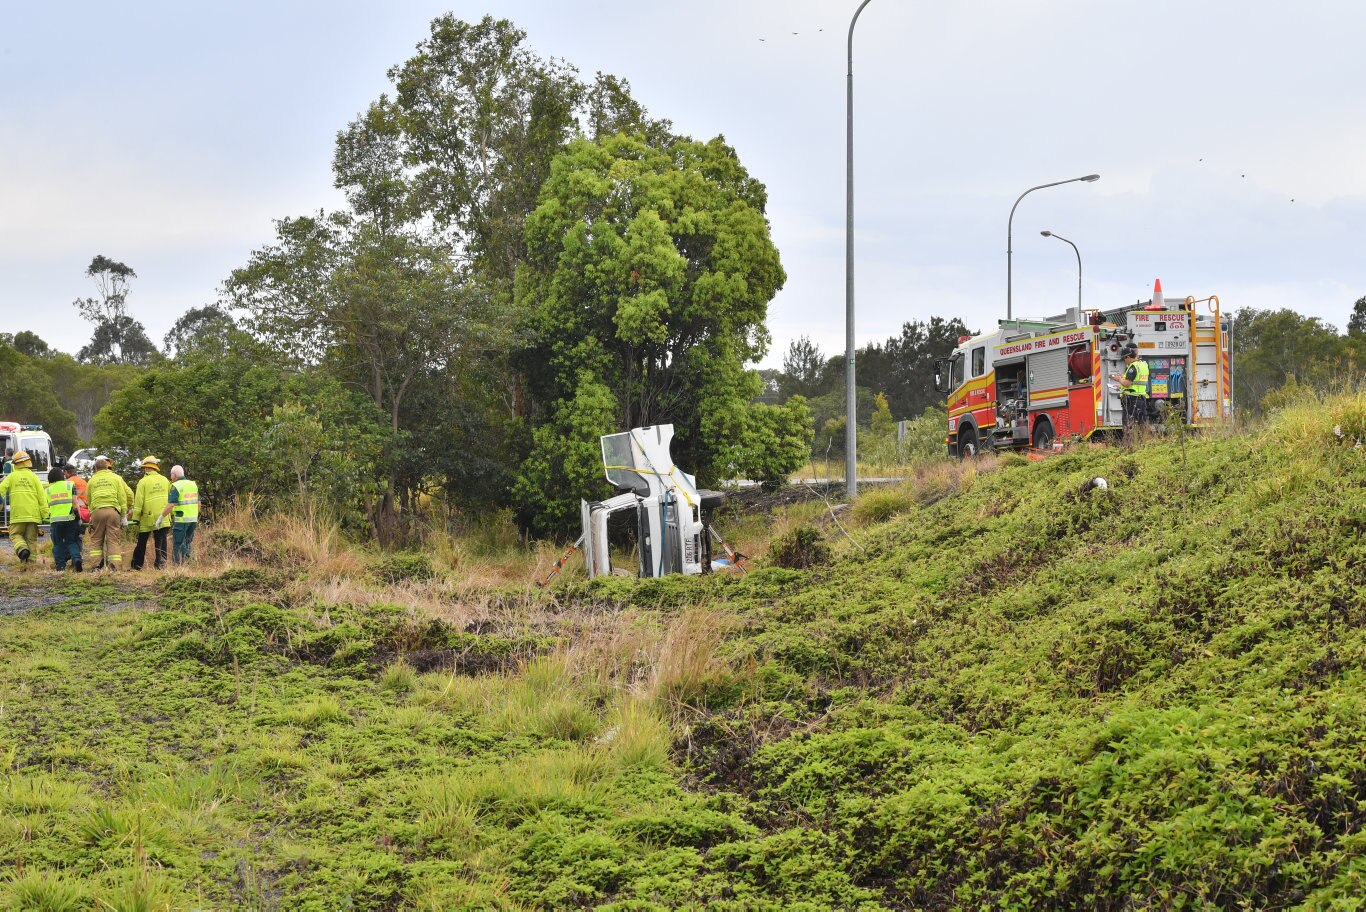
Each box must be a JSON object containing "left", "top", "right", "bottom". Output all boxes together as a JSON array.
[
  {"left": 1032, "top": 419, "right": 1055, "bottom": 450},
  {"left": 958, "top": 425, "right": 978, "bottom": 459}
]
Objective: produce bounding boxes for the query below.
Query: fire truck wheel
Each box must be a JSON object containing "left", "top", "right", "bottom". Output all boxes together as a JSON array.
[
  {"left": 1032, "top": 419, "right": 1055, "bottom": 451},
  {"left": 958, "top": 425, "right": 978, "bottom": 459}
]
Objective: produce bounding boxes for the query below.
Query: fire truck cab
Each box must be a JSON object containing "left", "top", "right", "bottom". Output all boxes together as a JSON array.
[{"left": 935, "top": 295, "right": 1232, "bottom": 457}]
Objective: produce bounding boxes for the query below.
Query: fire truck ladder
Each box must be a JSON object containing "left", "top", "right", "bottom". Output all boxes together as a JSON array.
[{"left": 1184, "top": 295, "right": 1229, "bottom": 424}]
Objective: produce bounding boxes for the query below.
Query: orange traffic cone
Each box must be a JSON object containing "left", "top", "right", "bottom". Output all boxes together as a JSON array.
[{"left": 1152, "top": 278, "right": 1165, "bottom": 310}]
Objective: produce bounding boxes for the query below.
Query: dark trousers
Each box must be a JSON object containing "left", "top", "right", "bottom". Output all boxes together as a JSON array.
[
  {"left": 131, "top": 527, "right": 169, "bottom": 570},
  {"left": 50, "top": 520, "right": 83, "bottom": 570},
  {"left": 1122, "top": 394, "right": 1149, "bottom": 427}
]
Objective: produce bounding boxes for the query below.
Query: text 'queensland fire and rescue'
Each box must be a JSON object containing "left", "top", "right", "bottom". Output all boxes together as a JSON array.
[{"left": 996, "top": 330, "right": 1090, "bottom": 358}]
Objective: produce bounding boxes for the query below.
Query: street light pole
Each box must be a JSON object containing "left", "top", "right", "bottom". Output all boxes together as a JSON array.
[
  {"left": 1040, "top": 230, "right": 1082, "bottom": 313},
  {"left": 1007, "top": 174, "right": 1099, "bottom": 320},
  {"left": 845, "top": 0, "right": 874, "bottom": 500}
]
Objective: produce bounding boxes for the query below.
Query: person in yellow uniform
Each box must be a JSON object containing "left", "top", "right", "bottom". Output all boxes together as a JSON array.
[
  {"left": 1110, "top": 343, "right": 1150, "bottom": 429},
  {"left": 0, "top": 451, "right": 49, "bottom": 566},
  {"left": 131, "top": 455, "right": 171, "bottom": 570},
  {"left": 159, "top": 465, "right": 200, "bottom": 565},
  {"left": 86, "top": 455, "right": 133, "bottom": 571},
  {"left": 46, "top": 466, "right": 85, "bottom": 571}
]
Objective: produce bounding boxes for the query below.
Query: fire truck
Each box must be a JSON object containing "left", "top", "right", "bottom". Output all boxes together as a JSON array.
[{"left": 934, "top": 287, "right": 1233, "bottom": 457}]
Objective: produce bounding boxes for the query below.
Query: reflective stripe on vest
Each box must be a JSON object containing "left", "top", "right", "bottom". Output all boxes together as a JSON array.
[
  {"left": 1123, "top": 359, "right": 1150, "bottom": 398},
  {"left": 172, "top": 479, "right": 200, "bottom": 522},
  {"left": 48, "top": 479, "right": 76, "bottom": 521}
]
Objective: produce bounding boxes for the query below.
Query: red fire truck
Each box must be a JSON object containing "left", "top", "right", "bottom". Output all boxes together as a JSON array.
[{"left": 934, "top": 291, "right": 1233, "bottom": 457}]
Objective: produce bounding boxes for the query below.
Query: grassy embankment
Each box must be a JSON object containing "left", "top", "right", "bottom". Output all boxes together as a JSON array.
[{"left": 2, "top": 391, "right": 1364, "bottom": 909}]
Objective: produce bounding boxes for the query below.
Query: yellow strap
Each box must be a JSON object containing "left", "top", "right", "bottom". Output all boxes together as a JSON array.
[{"left": 602, "top": 465, "right": 696, "bottom": 508}]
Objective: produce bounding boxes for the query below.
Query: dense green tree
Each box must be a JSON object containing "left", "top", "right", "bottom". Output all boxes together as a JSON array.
[
  {"left": 38, "top": 355, "right": 140, "bottom": 443},
  {"left": 72, "top": 256, "right": 158, "bottom": 365},
  {"left": 513, "top": 132, "right": 808, "bottom": 533},
  {"left": 810, "top": 388, "right": 879, "bottom": 458},
  {"left": 336, "top": 14, "right": 668, "bottom": 434},
  {"left": 95, "top": 350, "right": 387, "bottom": 523},
  {"left": 12, "top": 331, "right": 52, "bottom": 360},
  {"left": 0, "top": 344, "right": 79, "bottom": 451},
  {"left": 856, "top": 317, "right": 972, "bottom": 419},
  {"left": 364, "top": 18, "right": 667, "bottom": 289},
  {"left": 9, "top": 333, "right": 140, "bottom": 442},
  {"left": 1348, "top": 295, "right": 1366, "bottom": 338},
  {"left": 779, "top": 336, "right": 825, "bottom": 401},
  {"left": 348, "top": 15, "right": 582, "bottom": 293},
  {"left": 1230, "top": 308, "right": 1347, "bottom": 412},
  {"left": 96, "top": 347, "right": 283, "bottom": 498},
  {"left": 512, "top": 370, "right": 619, "bottom": 533},
  {"left": 392, "top": 357, "right": 513, "bottom": 516},
  {"left": 228, "top": 213, "right": 501, "bottom": 542},
  {"left": 163, "top": 304, "right": 238, "bottom": 360},
  {"left": 774, "top": 319, "right": 969, "bottom": 457},
  {"left": 78, "top": 316, "right": 158, "bottom": 366},
  {"left": 739, "top": 398, "right": 815, "bottom": 486},
  {"left": 263, "top": 375, "right": 392, "bottom": 528}
]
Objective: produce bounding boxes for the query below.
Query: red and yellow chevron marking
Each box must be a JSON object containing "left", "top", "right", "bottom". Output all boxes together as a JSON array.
[{"left": 1092, "top": 346, "right": 1102, "bottom": 420}]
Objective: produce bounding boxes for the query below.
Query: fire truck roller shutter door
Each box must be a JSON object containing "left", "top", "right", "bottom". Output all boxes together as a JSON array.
[{"left": 1026, "top": 348, "right": 1070, "bottom": 409}]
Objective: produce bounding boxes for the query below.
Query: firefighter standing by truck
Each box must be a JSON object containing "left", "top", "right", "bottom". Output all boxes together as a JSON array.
[
  {"left": 87, "top": 456, "right": 133, "bottom": 571},
  {"left": 1110, "top": 343, "right": 1150, "bottom": 428},
  {"left": 130, "top": 456, "right": 171, "bottom": 570},
  {"left": 0, "top": 452, "right": 49, "bottom": 566}
]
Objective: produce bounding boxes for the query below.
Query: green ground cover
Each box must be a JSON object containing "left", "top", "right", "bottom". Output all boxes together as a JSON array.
[{"left": 2, "top": 393, "right": 1365, "bottom": 909}]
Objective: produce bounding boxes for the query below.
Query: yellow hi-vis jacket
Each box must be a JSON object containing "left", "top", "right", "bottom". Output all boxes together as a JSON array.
[
  {"left": 87, "top": 469, "right": 132, "bottom": 515},
  {"left": 133, "top": 469, "right": 171, "bottom": 532},
  {"left": 1123, "top": 359, "right": 1151, "bottom": 398},
  {"left": 0, "top": 467, "right": 50, "bottom": 524}
]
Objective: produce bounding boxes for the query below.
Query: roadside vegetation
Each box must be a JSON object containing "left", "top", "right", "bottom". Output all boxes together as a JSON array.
[{"left": 3, "top": 390, "right": 1363, "bottom": 908}]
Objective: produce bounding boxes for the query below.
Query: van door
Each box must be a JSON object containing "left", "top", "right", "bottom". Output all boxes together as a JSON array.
[{"left": 19, "top": 437, "right": 52, "bottom": 474}]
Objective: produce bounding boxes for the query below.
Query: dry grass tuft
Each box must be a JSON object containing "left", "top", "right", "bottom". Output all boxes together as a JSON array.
[{"left": 648, "top": 607, "right": 737, "bottom": 711}]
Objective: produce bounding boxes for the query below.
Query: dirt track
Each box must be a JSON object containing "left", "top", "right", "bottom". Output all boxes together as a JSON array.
[{"left": 0, "top": 588, "right": 70, "bottom": 616}]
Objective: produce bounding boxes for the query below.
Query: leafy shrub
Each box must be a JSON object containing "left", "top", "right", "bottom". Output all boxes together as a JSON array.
[
  {"left": 767, "top": 526, "right": 832, "bottom": 569},
  {"left": 160, "top": 566, "right": 278, "bottom": 596},
  {"left": 371, "top": 552, "right": 436, "bottom": 585},
  {"left": 209, "top": 530, "right": 269, "bottom": 563}
]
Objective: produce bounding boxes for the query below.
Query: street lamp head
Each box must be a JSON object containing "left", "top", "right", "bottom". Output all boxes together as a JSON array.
[
  {"left": 1040, "top": 230, "right": 1053, "bottom": 237},
  {"left": 1081, "top": 174, "right": 1100, "bottom": 182}
]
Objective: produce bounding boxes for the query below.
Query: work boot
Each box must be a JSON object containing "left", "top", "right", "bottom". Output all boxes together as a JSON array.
[
  {"left": 73, "top": 561, "right": 83, "bottom": 573},
  {"left": 17, "top": 548, "right": 30, "bottom": 563}
]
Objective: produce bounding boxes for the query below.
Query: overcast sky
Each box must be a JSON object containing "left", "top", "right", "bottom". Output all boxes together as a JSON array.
[{"left": 3, "top": 0, "right": 1364, "bottom": 369}]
